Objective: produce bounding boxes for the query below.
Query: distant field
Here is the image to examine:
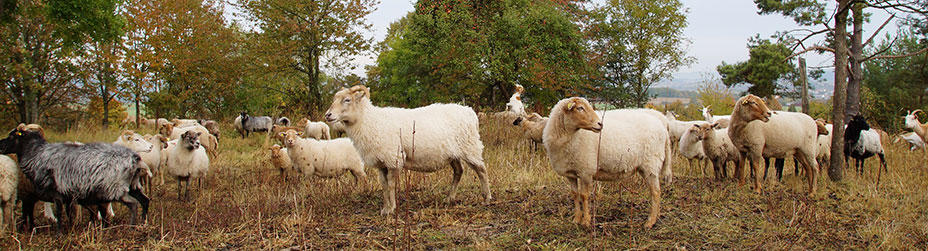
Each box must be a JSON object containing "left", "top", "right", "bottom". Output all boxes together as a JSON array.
[{"left": 0, "top": 118, "right": 926, "bottom": 249}]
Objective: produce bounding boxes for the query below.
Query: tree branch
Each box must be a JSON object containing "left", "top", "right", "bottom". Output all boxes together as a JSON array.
[
  {"left": 786, "top": 46, "right": 835, "bottom": 61},
  {"left": 789, "top": 28, "right": 834, "bottom": 51},
  {"left": 863, "top": 13, "right": 895, "bottom": 47},
  {"left": 864, "top": 47, "right": 928, "bottom": 61}
]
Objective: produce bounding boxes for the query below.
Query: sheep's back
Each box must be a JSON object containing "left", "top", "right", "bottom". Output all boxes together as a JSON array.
[
  {"left": 24, "top": 143, "right": 140, "bottom": 201},
  {"left": 748, "top": 112, "right": 818, "bottom": 158},
  {"left": 165, "top": 146, "right": 209, "bottom": 179},
  {"left": 0, "top": 155, "right": 18, "bottom": 202}
]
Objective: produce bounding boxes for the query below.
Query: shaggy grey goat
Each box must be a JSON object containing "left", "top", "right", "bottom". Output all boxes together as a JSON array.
[
  {"left": 0, "top": 129, "right": 150, "bottom": 229},
  {"left": 235, "top": 111, "right": 273, "bottom": 138}
]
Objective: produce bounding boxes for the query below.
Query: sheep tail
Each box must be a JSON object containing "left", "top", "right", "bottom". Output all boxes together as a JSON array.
[{"left": 661, "top": 134, "right": 673, "bottom": 185}]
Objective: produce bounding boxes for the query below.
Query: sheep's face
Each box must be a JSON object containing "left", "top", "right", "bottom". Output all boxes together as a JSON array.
[
  {"left": 147, "top": 134, "right": 169, "bottom": 149},
  {"left": 561, "top": 97, "right": 602, "bottom": 133},
  {"left": 121, "top": 131, "right": 154, "bottom": 153},
  {"left": 848, "top": 115, "right": 870, "bottom": 131},
  {"left": 734, "top": 95, "right": 772, "bottom": 122},
  {"left": 269, "top": 144, "right": 284, "bottom": 158},
  {"left": 325, "top": 85, "right": 370, "bottom": 125},
  {"left": 181, "top": 131, "right": 201, "bottom": 150},
  {"left": 814, "top": 119, "right": 829, "bottom": 135},
  {"left": 160, "top": 123, "right": 175, "bottom": 137},
  {"left": 283, "top": 130, "right": 303, "bottom": 147},
  {"left": 0, "top": 129, "right": 43, "bottom": 154}
]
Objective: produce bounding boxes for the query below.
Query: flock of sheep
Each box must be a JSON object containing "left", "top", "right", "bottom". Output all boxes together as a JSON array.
[{"left": 0, "top": 83, "right": 925, "bottom": 235}]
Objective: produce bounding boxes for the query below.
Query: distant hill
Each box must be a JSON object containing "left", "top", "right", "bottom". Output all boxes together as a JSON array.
[
  {"left": 653, "top": 70, "right": 836, "bottom": 99},
  {"left": 649, "top": 87, "right": 698, "bottom": 99}
]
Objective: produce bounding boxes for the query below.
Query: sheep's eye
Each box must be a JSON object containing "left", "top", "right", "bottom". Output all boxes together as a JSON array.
[
  {"left": 577, "top": 107, "right": 584, "bottom": 111},
  {"left": 343, "top": 98, "right": 351, "bottom": 103}
]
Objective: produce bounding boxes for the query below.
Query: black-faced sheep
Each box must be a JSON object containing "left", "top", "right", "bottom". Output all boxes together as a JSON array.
[
  {"left": 164, "top": 131, "right": 209, "bottom": 200},
  {"left": 234, "top": 111, "right": 273, "bottom": 138},
  {"left": 845, "top": 115, "right": 887, "bottom": 177},
  {"left": 324, "top": 85, "right": 491, "bottom": 216},
  {"left": 542, "top": 97, "right": 671, "bottom": 228},
  {"left": 0, "top": 129, "right": 150, "bottom": 228}
]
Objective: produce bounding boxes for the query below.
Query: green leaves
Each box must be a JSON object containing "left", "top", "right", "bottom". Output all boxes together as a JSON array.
[{"left": 716, "top": 38, "right": 795, "bottom": 98}]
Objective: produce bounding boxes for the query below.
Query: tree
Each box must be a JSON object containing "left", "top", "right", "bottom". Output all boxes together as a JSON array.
[
  {"left": 588, "top": 0, "right": 694, "bottom": 108},
  {"left": 716, "top": 37, "right": 820, "bottom": 98},
  {"left": 84, "top": 39, "right": 124, "bottom": 127},
  {"left": 241, "top": 0, "right": 377, "bottom": 115},
  {"left": 863, "top": 31, "right": 928, "bottom": 132},
  {"left": 0, "top": 0, "right": 83, "bottom": 124},
  {"left": 0, "top": 0, "right": 125, "bottom": 45}
]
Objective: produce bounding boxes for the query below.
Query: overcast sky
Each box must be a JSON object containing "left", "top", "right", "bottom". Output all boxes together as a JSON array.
[{"left": 238, "top": 0, "right": 901, "bottom": 79}]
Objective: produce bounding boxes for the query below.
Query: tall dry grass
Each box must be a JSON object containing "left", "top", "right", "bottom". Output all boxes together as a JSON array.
[{"left": 0, "top": 118, "right": 926, "bottom": 249}]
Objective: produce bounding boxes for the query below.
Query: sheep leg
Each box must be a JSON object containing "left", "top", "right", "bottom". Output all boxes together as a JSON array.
[
  {"left": 578, "top": 176, "right": 593, "bottom": 227},
  {"left": 712, "top": 159, "right": 722, "bottom": 180},
  {"left": 186, "top": 178, "right": 192, "bottom": 201},
  {"left": 20, "top": 198, "right": 36, "bottom": 230},
  {"left": 877, "top": 153, "right": 887, "bottom": 184},
  {"left": 795, "top": 152, "right": 818, "bottom": 196},
  {"left": 642, "top": 171, "right": 662, "bottom": 229},
  {"left": 176, "top": 178, "right": 183, "bottom": 201},
  {"left": 750, "top": 155, "right": 765, "bottom": 193},
  {"left": 349, "top": 166, "right": 367, "bottom": 185},
  {"left": 565, "top": 177, "right": 582, "bottom": 224},
  {"left": 377, "top": 167, "right": 396, "bottom": 216},
  {"left": 129, "top": 189, "right": 150, "bottom": 223},
  {"left": 448, "top": 160, "right": 464, "bottom": 202},
  {"left": 120, "top": 194, "right": 140, "bottom": 225},
  {"left": 775, "top": 158, "right": 784, "bottom": 182},
  {"left": 735, "top": 154, "right": 747, "bottom": 186},
  {"left": 96, "top": 204, "right": 110, "bottom": 227},
  {"left": 465, "top": 158, "right": 493, "bottom": 202}
]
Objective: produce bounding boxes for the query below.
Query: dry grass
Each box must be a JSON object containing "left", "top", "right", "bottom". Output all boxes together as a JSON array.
[{"left": 1, "top": 119, "right": 927, "bottom": 249}]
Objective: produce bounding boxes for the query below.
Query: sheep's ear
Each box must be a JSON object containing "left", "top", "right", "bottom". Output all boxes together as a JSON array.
[
  {"left": 565, "top": 101, "right": 575, "bottom": 111},
  {"left": 350, "top": 85, "right": 369, "bottom": 99},
  {"left": 711, "top": 123, "right": 722, "bottom": 129},
  {"left": 278, "top": 132, "right": 286, "bottom": 137}
]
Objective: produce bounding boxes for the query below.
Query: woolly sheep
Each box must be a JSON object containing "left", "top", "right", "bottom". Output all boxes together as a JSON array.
[
  {"left": 506, "top": 84, "right": 526, "bottom": 116},
  {"left": 171, "top": 118, "right": 199, "bottom": 127},
  {"left": 688, "top": 123, "right": 742, "bottom": 180},
  {"left": 0, "top": 155, "right": 17, "bottom": 233},
  {"left": 542, "top": 97, "right": 671, "bottom": 228},
  {"left": 268, "top": 144, "right": 292, "bottom": 177},
  {"left": 666, "top": 113, "right": 711, "bottom": 174},
  {"left": 300, "top": 119, "right": 332, "bottom": 140},
  {"left": 164, "top": 131, "right": 209, "bottom": 200},
  {"left": 281, "top": 130, "right": 366, "bottom": 182},
  {"left": 198, "top": 120, "right": 221, "bottom": 141},
  {"left": 512, "top": 113, "right": 548, "bottom": 150},
  {"left": 728, "top": 94, "right": 818, "bottom": 195},
  {"left": 845, "top": 115, "right": 887, "bottom": 177},
  {"left": 324, "top": 85, "right": 491, "bottom": 216},
  {"left": 234, "top": 111, "right": 273, "bottom": 138},
  {"left": 0, "top": 129, "right": 150, "bottom": 228},
  {"left": 815, "top": 119, "right": 833, "bottom": 168},
  {"left": 678, "top": 127, "right": 711, "bottom": 175},
  {"left": 271, "top": 125, "right": 304, "bottom": 144},
  {"left": 277, "top": 117, "right": 291, "bottom": 126},
  {"left": 161, "top": 123, "right": 218, "bottom": 158}
]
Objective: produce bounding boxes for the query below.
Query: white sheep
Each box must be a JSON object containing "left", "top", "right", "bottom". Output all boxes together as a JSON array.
[
  {"left": 171, "top": 118, "right": 199, "bottom": 127},
  {"left": 300, "top": 119, "right": 332, "bottom": 140},
  {"left": 281, "top": 130, "right": 366, "bottom": 182},
  {"left": 815, "top": 119, "right": 833, "bottom": 168},
  {"left": 702, "top": 105, "right": 731, "bottom": 128},
  {"left": 667, "top": 113, "right": 711, "bottom": 174},
  {"left": 0, "top": 155, "right": 17, "bottom": 233},
  {"left": 268, "top": 144, "right": 292, "bottom": 177},
  {"left": 728, "top": 94, "right": 818, "bottom": 195},
  {"left": 164, "top": 131, "right": 210, "bottom": 200},
  {"left": 161, "top": 123, "right": 218, "bottom": 158},
  {"left": 324, "top": 85, "right": 491, "bottom": 216},
  {"left": 686, "top": 123, "right": 742, "bottom": 180},
  {"left": 542, "top": 97, "right": 671, "bottom": 228},
  {"left": 506, "top": 84, "right": 526, "bottom": 116},
  {"left": 512, "top": 113, "right": 548, "bottom": 150}
]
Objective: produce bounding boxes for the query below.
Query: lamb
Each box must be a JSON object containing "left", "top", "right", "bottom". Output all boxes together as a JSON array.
[
  {"left": 512, "top": 113, "right": 548, "bottom": 150},
  {"left": 687, "top": 123, "right": 742, "bottom": 180},
  {"left": 728, "top": 94, "right": 819, "bottom": 195},
  {"left": 844, "top": 115, "right": 887, "bottom": 177},
  {"left": 506, "top": 84, "right": 526, "bottom": 116},
  {"left": 299, "top": 119, "right": 331, "bottom": 140},
  {"left": 277, "top": 117, "right": 291, "bottom": 126},
  {"left": 160, "top": 123, "right": 218, "bottom": 158},
  {"left": 0, "top": 155, "right": 17, "bottom": 233},
  {"left": 541, "top": 97, "right": 671, "bottom": 228},
  {"left": 198, "top": 120, "right": 221, "bottom": 141},
  {"left": 281, "top": 130, "right": 366, "bottom": 182},
  {"left": 234, "top": 111, "right": 273, "bottom": 138},
  {"left": 171, "top": 118, "right": 199, "bottom": 127},
  {"left": 678, "top": 127, "right": 711, "bottom": 176},
  {"left": 702, "top": 105, "right": 731, "bottom": 128},
  {"left": 268, "top": 144, "right": 292, "bottom": 177},
  {"left": 815, "top": 119, "right": 833, "bottom": 169},
  {"left": 666, "top": 112, "right": 711, "bottom": 174},
  {"left": 0, "top": 129, "right": 150, "bottom": 228},
  {"left": 324, "top": 85, "right": 491, "bottom": 216},
  {"left": 163, "top": 131, "right": 210, "bottom": 200},
  {"left": 894, "top": 132, "right": 925, "bottom": 151}
]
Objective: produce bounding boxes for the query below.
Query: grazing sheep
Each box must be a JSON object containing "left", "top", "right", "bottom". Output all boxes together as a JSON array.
[
  {"left": 281, "top": 130, "right": 366, "bottom": 182},
  {"left": 542, "top": 97, "right": 671, "bottom": 228},
  {"left": 894, "top": 132, "right": 925, "bottom": 151},
  {"left": 512, "top": 113, "right": 548, "bottom": 150},
  {"left": 324, "top": 85, "right": 491, "bottom": 216},
  {"left": 506, "top": 84, "right": 527, "bottom": 116},
  {"left": 0, "top": 129, "right": 150, "bottom": 228},
  {"left": 160, "top": 123, "right": 218, "bottom": 158},
  {"left": 688, "top": 123, "right": 742, "bottom": 180},
  {"left": 0, "top": 155, "right": 17, "bottom": 233},
  {"left": 268, "top": 144, "right": 292, "bottom": 177},
  {"left": 164, "top": 131, "right": 209, "bottom": 200},
  {"left": 845, "top": 115, "right": 887, "bottom": 177},
  {"left": 234, "top": 111, "right": 273, "bottom": 138},
  {"left": 277, "top": 117, "right": 291, "bottom": 126},
  {"left": 300, "top": 119, "right": 332, "bottom": 140},
  {"left": 198, "top": 120, "right": 221, "bottom": 141},
  {"left": 728, "top": 94, "right": 818, "bottom": 195}
]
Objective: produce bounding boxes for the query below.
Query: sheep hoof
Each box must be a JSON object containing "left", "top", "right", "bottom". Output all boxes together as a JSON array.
[
  {"left": 380, "top": 208, "right": 394, "bottom": 216},
  {"left": 644, "top": 221, "right": 656, "bottom": 229}
]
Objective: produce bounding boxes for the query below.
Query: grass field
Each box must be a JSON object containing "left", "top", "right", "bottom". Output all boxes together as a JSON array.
[{"left": 1, "top": 118, "right": 927, "bottom": 250}]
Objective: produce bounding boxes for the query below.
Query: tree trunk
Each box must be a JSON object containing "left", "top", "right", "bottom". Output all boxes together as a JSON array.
[
  {"left": 135, "top": 92, "right": 141, "bottom": 129},
  {"left": 829, "top": 0, "right": 850, "bottom": 182},
  {"left": 800, "top": 57, "right": 809, "bottom": 114},
  {"left": 846, "top": 3, "right": 864, "bottom": 118},
  {"left": 102, "top": 85, "right": 110, "bottom": 127}
]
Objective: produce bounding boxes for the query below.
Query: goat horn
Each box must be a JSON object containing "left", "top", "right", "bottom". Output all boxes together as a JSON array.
[{"left": 915, "top": 109, "right": 924, "bottom": 115}]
